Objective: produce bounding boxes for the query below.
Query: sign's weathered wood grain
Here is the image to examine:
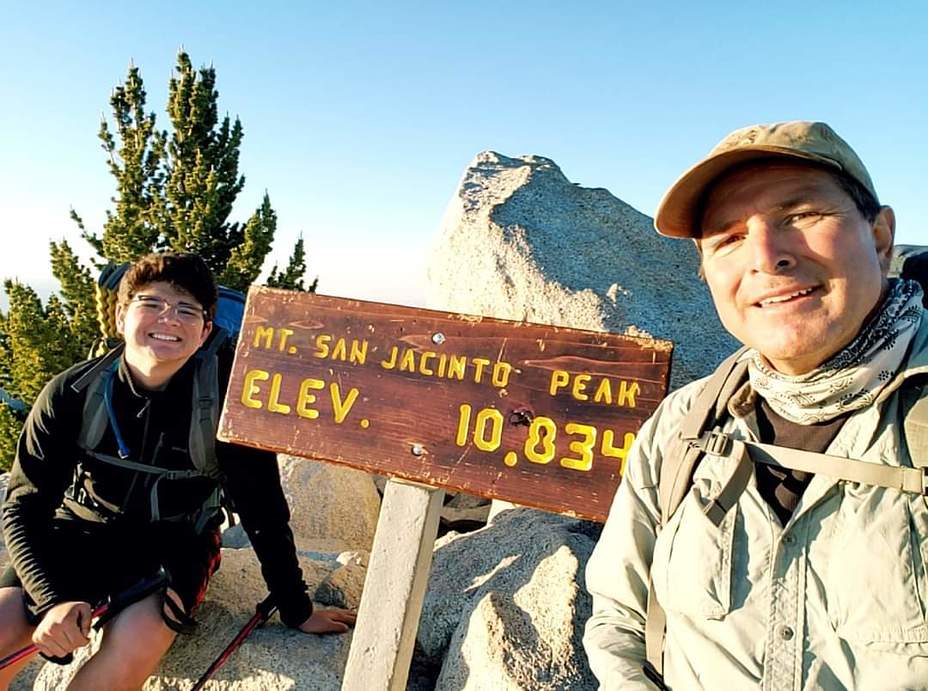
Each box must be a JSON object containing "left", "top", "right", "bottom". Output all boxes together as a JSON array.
[{"left": 218, "top": 287, "right": 673, "bottom": 522}]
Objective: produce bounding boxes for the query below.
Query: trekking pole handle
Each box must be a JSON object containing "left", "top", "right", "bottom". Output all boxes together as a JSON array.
[
  {"left": 0, "top": 599, "right": 108, "bottom": 672},
  {"left": 0, "top": 568, "right": 168, "bottom": 672}
]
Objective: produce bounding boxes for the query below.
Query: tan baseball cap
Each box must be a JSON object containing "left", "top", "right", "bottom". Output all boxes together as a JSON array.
[{"left": 654, "top": 120, "right": 879, "bottom": 238}]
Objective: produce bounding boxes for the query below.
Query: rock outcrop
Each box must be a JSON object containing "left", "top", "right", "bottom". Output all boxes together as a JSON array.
[
  {"left": 413, "top": 508, "right": 600, "bottom": 690},
  {"left": 428, "top": 151, "right": 739, "bottom": 389},
  {"left": 277, "top": 455, "right": 381, "bottom": 554}
]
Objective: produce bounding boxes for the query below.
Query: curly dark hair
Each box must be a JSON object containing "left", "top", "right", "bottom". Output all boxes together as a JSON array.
[{"left": 117, "top": 252, "right": 218, "bottom": 320}]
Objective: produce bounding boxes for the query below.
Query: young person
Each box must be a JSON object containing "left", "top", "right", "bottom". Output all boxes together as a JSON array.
[{"left": 0, "top": 252, "right": 355, "bottom": 690}]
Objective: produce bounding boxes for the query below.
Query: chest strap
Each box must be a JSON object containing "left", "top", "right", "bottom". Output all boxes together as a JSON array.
[
  {"left": 80, "top": 448, "right": 208, "bottom": 522},
  {"left": 693, "top": 431, "right": 928, "bottom": 528}
]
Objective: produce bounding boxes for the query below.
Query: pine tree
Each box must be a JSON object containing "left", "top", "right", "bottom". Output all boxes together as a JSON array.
[
  {"left": 157, "top": 53, "right": 247, "bottom": 276},
  {"left": 49, "top": 239, "right": 99, "bottom": 348},
  {"left": 266, "top": 234, "right": 319, "bottom": 292},
  {"left": 0, "top": 51, "right": 314, "bottom": 470},
  {"left": 80, "top": 63, "right": 165, "bottom": 262}
]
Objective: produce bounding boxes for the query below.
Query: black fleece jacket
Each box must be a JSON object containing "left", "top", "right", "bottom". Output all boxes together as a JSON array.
[{"left": 1, "top": 348, "right": 312, "bottom": 627}]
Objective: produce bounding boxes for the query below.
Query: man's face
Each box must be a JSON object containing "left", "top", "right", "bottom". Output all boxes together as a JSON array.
[
  {"left": 116, "top": 281, "right": 212, "bottom": 374},
  {"left": 697, "top": 162, "right": 894, "bottom": 375}
]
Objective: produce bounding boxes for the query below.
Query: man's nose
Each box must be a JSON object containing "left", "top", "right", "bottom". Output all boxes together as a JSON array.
[{"left": 747, "top": 217, "right": 796, "bottom": 274}]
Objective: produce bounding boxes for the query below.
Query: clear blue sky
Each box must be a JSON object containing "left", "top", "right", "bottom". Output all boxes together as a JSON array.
[{"left": 2, "top": 2, "right": 926, "bottom": 309}]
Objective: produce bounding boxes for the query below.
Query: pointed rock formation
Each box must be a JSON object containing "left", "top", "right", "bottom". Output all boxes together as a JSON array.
[{"left": 428, "top": 151, "right": 738, "bottom": 388}]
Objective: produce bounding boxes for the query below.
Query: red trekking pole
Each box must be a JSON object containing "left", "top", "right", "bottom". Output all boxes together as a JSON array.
[
  {"left": 191, "top": 594, "right": 277, "bottom": 690},
  {"left": 0, "top": 568, "right": 168, "bottom": 671}
]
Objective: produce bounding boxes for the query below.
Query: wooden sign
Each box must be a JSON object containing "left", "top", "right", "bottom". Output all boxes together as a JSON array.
[{"left": 218, "top": 287, "right": 672, "bottom": 522}]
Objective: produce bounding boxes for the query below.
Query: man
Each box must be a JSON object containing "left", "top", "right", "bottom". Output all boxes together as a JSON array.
[
  {"left": 584, "top": 121, "right": 928, "bottom": 689},
  {"left": 0, "top": 253, "right": 355, "bottom": 690}
]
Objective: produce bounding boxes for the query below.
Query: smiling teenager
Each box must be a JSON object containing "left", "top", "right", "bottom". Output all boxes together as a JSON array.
[
  {"left": 583, "top": 122, "right": 928, "bottom": 690},
  {"left": 0, "top": 253, "right": 355, "bottom": 691}
]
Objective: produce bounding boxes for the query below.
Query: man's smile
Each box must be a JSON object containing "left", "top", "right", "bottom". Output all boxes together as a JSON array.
[{"left": 754, "top": 286, "right": 819, "bottom": 308}]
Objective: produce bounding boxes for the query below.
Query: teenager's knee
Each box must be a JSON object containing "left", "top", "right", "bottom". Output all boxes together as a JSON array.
[
  {"left": 103, "top": 592, "right": 176, "bottom": 659},
  {"left": 67, "top": 593, "right": 175, "bottom": 691}
]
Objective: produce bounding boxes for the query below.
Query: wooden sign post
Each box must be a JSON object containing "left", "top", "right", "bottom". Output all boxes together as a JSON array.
[{"left": 218, "top": 287, "right": 672, "bottom": 689}]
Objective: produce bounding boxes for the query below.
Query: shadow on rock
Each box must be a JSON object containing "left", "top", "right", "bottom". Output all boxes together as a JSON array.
[{"left": 412, "top": 507, "right": 602, "bottom": 691}]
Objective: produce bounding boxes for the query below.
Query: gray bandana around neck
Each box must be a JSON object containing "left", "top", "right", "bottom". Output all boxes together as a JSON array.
[{"left": 748, "top": 279, "right": 924, "bottom": 425}]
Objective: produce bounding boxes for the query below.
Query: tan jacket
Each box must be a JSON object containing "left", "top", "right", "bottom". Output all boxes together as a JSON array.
[{"left": 584, "top": 317, "right": 928, "bottom": 690}]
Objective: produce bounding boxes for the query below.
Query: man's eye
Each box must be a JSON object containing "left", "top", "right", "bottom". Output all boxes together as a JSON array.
[
  {"left": 177, "top": 306, "right": 201, "bottom": 318},
  {"left": 786, "top": 211, "right": 821, "bottom": 224},
  {"left": 708, "top": 234, "right": 743, "bottom": 253},
  {"left": 137, "top": 299, "right": 163, "bottom": 310}
]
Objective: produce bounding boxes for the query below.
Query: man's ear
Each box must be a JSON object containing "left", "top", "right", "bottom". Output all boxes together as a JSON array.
[{"left": 873, "top": 205, "right": 896, "bottom": 275}]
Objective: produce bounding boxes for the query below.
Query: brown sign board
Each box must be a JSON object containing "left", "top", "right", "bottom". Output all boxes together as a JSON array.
[{"left": 218, "top": 287, "right": 673, "bottom": 522}]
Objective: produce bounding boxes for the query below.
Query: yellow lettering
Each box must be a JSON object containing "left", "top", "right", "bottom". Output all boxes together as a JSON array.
[
  {"left": 267, "top": 373, "right": 291, "bottom": 415},
  {"left": 253, "top": 327, "right": 274, "bottom": 350},
  {"left": 314, "top": 334, "right": 332, "bottom": 359},
  {"left": 349, "top": 339, "right": 368, "bottom": 365},
  {"left": 437, "top": 353, "right": 448, "bottom": 378},
  {"left": 525, "top": 416, "right": 557, "bottom": 464},
  {"left": 447, "top": 354, "right": 466, "bottom": 380},
  {"left": 549, "top": 370, "right": 570, "bottom": 396},
  {"left": 617, "top": 381, "right": 640, "bottom": 408},
  {"left": 491, "top": 362, "right": 512, "bottom": 388},
  {"left": 473, "top": 408, "right": 504, "bottom": 451},
  {"left": 455, "top": 403, "right": 472, "bottom": 446},
  {"left": 277, "top": 328, "right": 294, "bottom": 352},
  {"left": 472, "top": 358, "right": 490, "bottom": 383},
  {"left": 399, "top": 349, "right": 417, "bottom": 372},
  {"left": 571, "top": 374, "right": 591, "bottom": 401},
  {"left": 602, "top": 430, "right": 636, "bottom": 475},
  {"left": 330, "top": 383, "right": 359, "bottom": 424},
  {"left": 593, "top": 378, "right": 613, "bottom": 404},
  {"left": 331, "top": 337, "right": 348, "bottom": 361},
  {"left": 241, "top": 369, "right": 269, "bottom": 409},
  {"left": 419, "top": 351, "right": 436, "bottom": 376},
  {"left": 296, "top": 378, "right": 325, "bottom": 419},
  {"left": 380, "top": 345, "right": 399, "bottom": 369},
  {"left": 561, "top": 422, "right": 596, "bottom": 472}
]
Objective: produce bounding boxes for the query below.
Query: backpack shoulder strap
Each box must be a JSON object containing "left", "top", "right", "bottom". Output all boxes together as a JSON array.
[
  {"left": 74, "top": 345, "right": 125, "bottom": 452},
  {"left": 187, "top": 327, "right": 228, "bottom": 480},
  {"left": 646, "top": 345, "right": 750, "bottom": 679},
  {"left": 903, "top": 375, "right": 928, "bottom": 468},
  {"left": 645, "top": 347, "right": 749, "bottom": 676},
  {"left": 658, "top": 346, "right": 750, "bottom": 523},
  {"left": 71, "top": 343, "right": 124, "bottom": 394}
]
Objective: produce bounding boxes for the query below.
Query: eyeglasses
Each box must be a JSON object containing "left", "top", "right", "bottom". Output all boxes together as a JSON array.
[{"left": 129, "top": 295, "right": 206, "bottom": 323}]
